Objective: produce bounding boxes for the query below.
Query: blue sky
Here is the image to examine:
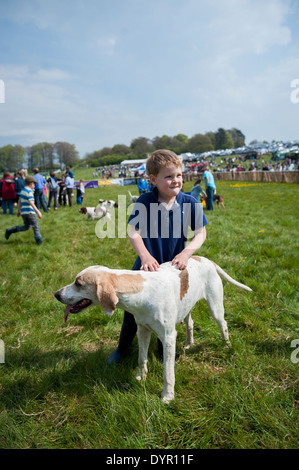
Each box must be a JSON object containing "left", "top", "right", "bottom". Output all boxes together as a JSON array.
[{"left": 0, "top": 0, "right": 298, "bottom": 157}]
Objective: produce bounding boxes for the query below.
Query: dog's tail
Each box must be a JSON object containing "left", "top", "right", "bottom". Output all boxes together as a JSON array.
[{"left": 214, "top": 263, "right": 252, "bottom": 292}]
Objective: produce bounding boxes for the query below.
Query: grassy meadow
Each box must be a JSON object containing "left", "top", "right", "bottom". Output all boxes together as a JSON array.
[{"left": 0, "top": 173, "right": 298, "bottom": 449}]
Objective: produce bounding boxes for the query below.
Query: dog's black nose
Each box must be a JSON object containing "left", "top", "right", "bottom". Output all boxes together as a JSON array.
[{"left": 54, "top": 291, "right": 61, "bottom": 301}]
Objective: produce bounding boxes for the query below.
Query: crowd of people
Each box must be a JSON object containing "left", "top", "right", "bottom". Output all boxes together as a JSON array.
[
  {"left": 0, "top": 166, "right": 81, "bottom": 245},
  {"left": 0, "top": 166, "right": 80, "bottom": 215},
  {"left": 184, "top": 155, "right": 298, "bottom": 174}
]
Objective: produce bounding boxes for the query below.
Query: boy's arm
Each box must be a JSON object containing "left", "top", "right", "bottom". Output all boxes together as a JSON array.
[
  {"left": 171, "top": 226, "right": 206, "bottom": 270},
  {"left": 128, "top": 225, "right": 160, "bottom": 271},
  {"left": 29, "top": 199, "right": 42, "bottom": 219}
]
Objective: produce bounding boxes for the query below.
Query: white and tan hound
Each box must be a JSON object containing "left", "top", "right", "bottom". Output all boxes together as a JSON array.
[{"left": 55, "top": 256, "right": 252, "bottom": 403}]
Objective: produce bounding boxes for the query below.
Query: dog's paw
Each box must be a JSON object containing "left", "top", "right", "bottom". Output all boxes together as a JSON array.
[
  {"left": 136, "top": 366, "right": 147, "bottom": 381},
  {"left": 161, "top": 393, "right": 175, "bottom": 404},
  {"left": 184, "top": 341, "right": 194, "bottom": 350}
]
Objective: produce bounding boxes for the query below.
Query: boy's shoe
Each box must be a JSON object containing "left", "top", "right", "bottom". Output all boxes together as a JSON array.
[
  {"left": 107, "top": 348, "right": 128, "bottom": 365},
  {"left": 5, "top": 226, "right": 18, "bottom": 239},
  {"left": 5, "top": 229, "right": 11, "bottom": 240},
  {"left": 36, "top": 238, "right": 43, "bottom": 245}
]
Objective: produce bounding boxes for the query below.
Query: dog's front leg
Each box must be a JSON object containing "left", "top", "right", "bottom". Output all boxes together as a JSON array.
[
  {"left": 161, "top": 331, "right": 177, "bottom": 403},
  {"left": 136, "top": 325, "right": 151, "bottom": 381}
]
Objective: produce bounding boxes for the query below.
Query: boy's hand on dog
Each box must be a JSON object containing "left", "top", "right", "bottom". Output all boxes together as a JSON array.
[
  {"left": 140, "top": 254, "right": 160, "bottom": 271},
  {"left": 171, "top": 251, "right": 190, "bottom": 270}
]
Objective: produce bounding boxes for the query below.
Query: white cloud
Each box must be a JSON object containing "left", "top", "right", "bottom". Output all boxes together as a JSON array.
[{"left": 208, "top": 0, "right": 292, "bottom": 59}]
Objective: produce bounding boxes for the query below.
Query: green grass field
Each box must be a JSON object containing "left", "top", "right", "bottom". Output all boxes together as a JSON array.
[{"left": 0, "top": 177, "right": 298, "bottom": 449}]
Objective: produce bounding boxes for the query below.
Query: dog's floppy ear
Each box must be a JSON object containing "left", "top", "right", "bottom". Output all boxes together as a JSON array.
[{"left": 96, "top": 274, "right": 118, "bottom": 316}]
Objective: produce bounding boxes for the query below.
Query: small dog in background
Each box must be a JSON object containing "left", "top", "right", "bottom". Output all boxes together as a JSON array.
[
  {"left": 79, "top": 206, "right": 111, "bottom": 221},
  {"left": 127, "top": 191, "right": 138, "bottom": 207},
  {"left": 201, "top": 194, "right": 226, "bottom": 209},
  {"left": 98, "top": 199, "right": 118, "bottom": 208}
]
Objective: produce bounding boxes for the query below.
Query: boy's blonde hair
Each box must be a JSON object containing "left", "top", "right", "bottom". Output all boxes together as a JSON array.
[{"left": 146, "top": 149, "right": 182, "bottom": 176}]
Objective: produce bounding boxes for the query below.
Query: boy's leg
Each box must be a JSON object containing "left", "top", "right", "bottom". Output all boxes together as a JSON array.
[
  {"left": 5, "top": 214, "right": 30, "bottom": 239},
  {"left": 27, "top": 213, "right": 42, "bottom": 243},
  {"left": 107, "top": 311, "right": 137, "bottom": 364}
]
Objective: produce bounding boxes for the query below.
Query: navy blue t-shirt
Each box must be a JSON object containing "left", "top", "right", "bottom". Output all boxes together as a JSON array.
[{"left": 128, "top": 187, "right": 208, "bottom": 270}]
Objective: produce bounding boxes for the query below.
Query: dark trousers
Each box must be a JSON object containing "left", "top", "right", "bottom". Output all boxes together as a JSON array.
[
  {"left": 47, "top": 189, "right": 58, "bottom": 209},
  {"left": 206, "top": 186, "right": 215, "bottom": 211},
  {"left": 117, "top": 310, "right": 163, "bottom": 358},
  {"left": 59, "top": 189, "right": 67, "bottom": 206},
  {"left": 66, "top": 188, "right": 73, "bottom": 206},
  {"left": 34, "top": 188, "right": 48, "bottom": 212}
]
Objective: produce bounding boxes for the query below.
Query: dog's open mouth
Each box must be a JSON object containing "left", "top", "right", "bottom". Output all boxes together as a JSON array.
[{"left": 64, "top": 299, "right": 92, "bottom": 322}]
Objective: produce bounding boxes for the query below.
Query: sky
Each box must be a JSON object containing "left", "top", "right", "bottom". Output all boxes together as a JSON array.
[{"left": 0, "top": 0, "right": 298, "bottom": 158}]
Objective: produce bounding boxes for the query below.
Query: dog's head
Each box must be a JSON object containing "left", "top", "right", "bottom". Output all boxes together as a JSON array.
[
  {"left": 79, "top": 207, "right": 88, "bottom": 214},
  {"left": 54, "top": 267, "right": 144, "bottom": 321}
]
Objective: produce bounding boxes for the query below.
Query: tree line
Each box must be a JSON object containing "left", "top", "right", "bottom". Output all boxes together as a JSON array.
[
  {"left": 0, "top": 141, "right": 79, "bottom": 173},
  {"left": 0, "top": 128, "right": 245, "bottom": 172},
  {"left": 84, "top": 128, "right": 245, "bottom": 167}
]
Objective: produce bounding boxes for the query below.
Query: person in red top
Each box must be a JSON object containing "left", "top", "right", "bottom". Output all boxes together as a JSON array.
[{"left": 0, "top": 171, "right": 17, "bottom": 215}]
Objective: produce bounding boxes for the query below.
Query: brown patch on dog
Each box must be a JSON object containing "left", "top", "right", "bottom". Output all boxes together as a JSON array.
[
  {"left": 191, "top": 255, "right": 201, "bottom": 262},
  {"left": 110, "top": 273, "right": 144, "bottom": 294},
  {"left": 179, "top": 269, "right": 189, "bottom": 300},
  {"left": 79, "top": 207, "right": 87, "bottom": 214}
]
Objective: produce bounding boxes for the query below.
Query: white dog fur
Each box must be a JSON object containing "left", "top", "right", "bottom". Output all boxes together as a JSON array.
[
  {"left": 127, "top": 191, "right": 138, "bottom": 207},
  {"left": 55, "top": 256, "right": 252, "bottom": 403},
  {"left": 79, "top": 205, "right": 111, "bottom": 221},
  {"left": 98, "top": 199, "right": 118, "bottom": 208}
]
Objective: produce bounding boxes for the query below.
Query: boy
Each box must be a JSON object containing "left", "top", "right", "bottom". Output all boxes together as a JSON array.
[
  {"left": 107, "top": 149, "right": 208, "bottom": 364},
  {"left": 190, "top": 178, "right": 206, "bottom": 201},
  {"left": 5, "top": 175, "right": 43, "bottom": 245}
]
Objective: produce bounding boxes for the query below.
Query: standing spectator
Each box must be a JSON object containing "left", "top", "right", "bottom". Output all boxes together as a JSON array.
[
  {"left": 14, "top": 170, "right": 26, "bottom": 204},
  {"left": 47, "top": 171, "right": 59, "bottom": 210},
  {"left": 58, "top": 175, "right": 67, "bottom": 206},
  {"left": 76, "top": 179, "right": 85, "bottom": 205},
  {"left": 137, "top": 173, "right": 149, "bottom": 195},
  {"left": 203, "top": 166, "right": 216, "bottom": 211},
  {"left": 33, "top": 168, "right": 48, "bottom": 212},
  {"left": 65, "top": 166, "right": 74, "bottom": 178},
  {"left": 0, "top": 171, "right": 17, "bottom": 215},
  {"left": 65, "top": 171, "right": 74, "bottom": 206}
]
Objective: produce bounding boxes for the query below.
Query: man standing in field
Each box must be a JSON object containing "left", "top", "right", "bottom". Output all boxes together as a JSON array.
[{"left": 203, "top": 166, "right": 216, "bottom": 211}]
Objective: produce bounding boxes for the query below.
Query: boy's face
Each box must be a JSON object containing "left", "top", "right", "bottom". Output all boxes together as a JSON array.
[{"left": 150, "top": 164, "right": 183, "bottom": 201}]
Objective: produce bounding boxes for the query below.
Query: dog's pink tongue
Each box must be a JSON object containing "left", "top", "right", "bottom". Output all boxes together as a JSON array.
[{"left": 64, "top": 305, "right": 72, "bottom": 322}]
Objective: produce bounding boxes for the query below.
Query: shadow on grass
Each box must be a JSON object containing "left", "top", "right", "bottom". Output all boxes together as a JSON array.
[{"left": 1, "top": 345, "right": 141, "bottom": 411}]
